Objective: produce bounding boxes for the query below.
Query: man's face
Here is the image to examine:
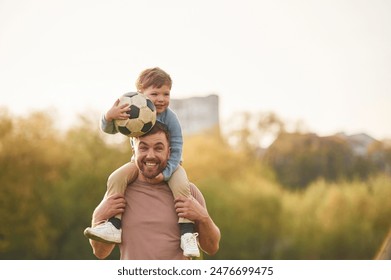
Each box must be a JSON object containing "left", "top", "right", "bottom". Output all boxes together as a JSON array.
[{"left": 133, "top": 131, "right": 170, "bottom": 180}]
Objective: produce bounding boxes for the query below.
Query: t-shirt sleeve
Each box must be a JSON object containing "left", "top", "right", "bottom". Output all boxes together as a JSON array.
[{"left": 189, "top": 184, "right": 206, "bottom": 209}]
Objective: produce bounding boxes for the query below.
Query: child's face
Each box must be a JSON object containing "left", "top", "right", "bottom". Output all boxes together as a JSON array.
[{"left": 142, "top": 84, "right": 170, "bottom": 114}]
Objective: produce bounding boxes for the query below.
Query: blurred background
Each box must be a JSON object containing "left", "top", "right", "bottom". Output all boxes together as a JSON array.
[{"left": 1, "top": 0, "right": 391, "bottom": 259}]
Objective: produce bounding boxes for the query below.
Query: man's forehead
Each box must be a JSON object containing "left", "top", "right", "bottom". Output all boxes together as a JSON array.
[{"left": 136, "top": 131, "right": 169, "bottom": 145}]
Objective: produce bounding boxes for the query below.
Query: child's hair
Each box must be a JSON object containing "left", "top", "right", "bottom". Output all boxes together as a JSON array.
[{"left": 136, "top": 67, "right": 172, "bottom": 92}]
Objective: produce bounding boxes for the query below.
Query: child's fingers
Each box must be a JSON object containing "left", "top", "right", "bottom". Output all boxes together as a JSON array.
[{"left": 119, "top": 103, "right": 130, "bottom": 109}]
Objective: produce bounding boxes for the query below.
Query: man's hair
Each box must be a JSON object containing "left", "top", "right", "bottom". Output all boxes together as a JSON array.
[
  {"left": 135, "top": 67, "right": 172, "bottom": 92},
  {"left": 136, "top": 121, "right": 170, "bottom": 144}
]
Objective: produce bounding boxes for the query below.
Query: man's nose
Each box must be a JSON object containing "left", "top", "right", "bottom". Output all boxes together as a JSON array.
[{"left": 146, "top": 149, "right": 155, "bottom": 158}]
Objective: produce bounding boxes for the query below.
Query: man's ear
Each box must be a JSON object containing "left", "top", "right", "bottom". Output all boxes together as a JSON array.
[{"left": 130, "top": 138, "right": 136, "bottom": 153}]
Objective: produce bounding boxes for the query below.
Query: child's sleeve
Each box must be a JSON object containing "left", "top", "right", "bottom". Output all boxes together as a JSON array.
[
  {"left": 100, "top": 114, "right": 118, "bottom": 134},
  {"left": 162, "top": 112, "right": 183, "bottom": 181}
]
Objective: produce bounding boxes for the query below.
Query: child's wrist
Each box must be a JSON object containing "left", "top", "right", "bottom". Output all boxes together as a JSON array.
[{"left": 104, "top": 113, "right": 113, "bottom": 122}]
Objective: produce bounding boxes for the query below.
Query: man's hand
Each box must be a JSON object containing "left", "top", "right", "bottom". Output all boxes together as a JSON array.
[
  {"left": 105, "top": 99, "right": 130, "bottom": 122},
  {"left": 89, "top": 193, "right": 126, "bottom": 259},
  {"left": 174, "top": 195, "right": 209, "bottom": 223},
  {"left": 174, "top": 195, "right": 221, "bottom": 256},
  {"left": 92, "top": 193, "right": 126, "bottom": 226}
]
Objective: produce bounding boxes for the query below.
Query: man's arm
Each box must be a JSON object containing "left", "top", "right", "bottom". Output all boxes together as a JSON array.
[
  {"left": 88, "top": 193, "right": 126, "bottom": 259},
  {"left": 174, "top": 195, "right": 221, "bottom": 256}
]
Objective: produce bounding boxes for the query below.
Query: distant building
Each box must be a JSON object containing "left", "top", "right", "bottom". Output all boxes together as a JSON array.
[
  {"left": 335, "top": 132, "right": 378, "bottom": 156},
  {"left": 170, "top": 94, "right": 219, "bottom": 135}
]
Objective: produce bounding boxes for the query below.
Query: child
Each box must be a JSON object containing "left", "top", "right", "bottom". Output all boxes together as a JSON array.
[{"left": 84, "top": 67, "right": 200, "bottom": 258}]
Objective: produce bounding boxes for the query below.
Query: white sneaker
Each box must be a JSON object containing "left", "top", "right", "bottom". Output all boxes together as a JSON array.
[
  {"left": 84, "top": 221, "right": 122, "bottom": 244},
  {"left": 181, "top": 233, "right": 200, "bottom": 258}
]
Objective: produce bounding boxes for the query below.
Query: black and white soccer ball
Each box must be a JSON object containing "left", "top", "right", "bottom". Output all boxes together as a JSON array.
[{"left": 114, "top": 92, "right": 157, "bottom": 137}]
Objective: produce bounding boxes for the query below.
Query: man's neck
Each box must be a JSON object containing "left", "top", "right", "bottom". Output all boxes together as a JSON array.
[{"left": 138, "top": 174, "right": 164, "bottom": 185}]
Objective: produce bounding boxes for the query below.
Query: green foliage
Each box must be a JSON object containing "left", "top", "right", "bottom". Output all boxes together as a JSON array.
[
  {"left": 0, "top": 110, "right": 390, "bottom": 259},
  {"left": 275, "top": 176, "right": 391, "bottom": 259},
  {"left": 263, "top": 132, "right": 389, "bottom": 189},
  {"left": 227, "top": 111, "right": 390, "bottom": 189},
  {"left": 197, "top": 171, "right": 391, "bottom": 260},
  {"left": 264, "top": 133, "right": 357, "bottom": 188},
  {"left": 0, "top": 111, "right": 128, "bottom": 259}
]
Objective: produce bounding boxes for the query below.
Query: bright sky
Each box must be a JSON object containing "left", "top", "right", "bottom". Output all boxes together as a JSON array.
[{"left": 1, "top": 0, "right": 390, "bottom": 140}]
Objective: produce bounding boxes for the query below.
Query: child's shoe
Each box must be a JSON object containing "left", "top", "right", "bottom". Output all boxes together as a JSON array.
[
  {"left": 84, "top": 221, "right": 121, "bottom": 244},
  {"left": 180, "top": 232, "right": 200, "bottom": 258}
]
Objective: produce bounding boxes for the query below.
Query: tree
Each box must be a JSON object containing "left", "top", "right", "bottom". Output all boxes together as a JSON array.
[
  {"left": 263, "top": 133, "right": 356, "bottom": 189},
  {"left": 0, "top": 111, "right": 128, "bottom": 259}
]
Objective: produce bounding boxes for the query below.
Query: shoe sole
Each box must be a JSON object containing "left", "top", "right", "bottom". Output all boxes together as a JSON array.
[
  {"left": 184, "top": 253, "right": 200, "bottom": 258},
  {"left": 183, "top": 249, "right": 201, "bottom": 258},
  {"left": 84, "top": 229, "right": 121, "bottom": 244}
]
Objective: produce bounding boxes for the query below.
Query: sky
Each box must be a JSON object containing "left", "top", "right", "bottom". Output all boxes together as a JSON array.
[{"left": 1, "top": 0, "right": 390, "bottom": 140}]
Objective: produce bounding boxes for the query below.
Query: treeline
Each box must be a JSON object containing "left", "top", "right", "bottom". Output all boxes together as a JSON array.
[
  {"left": 184, "top": 131, "right": 391, "bottom": 260},
  {"left": 0, "top": 109, "right": 390, "bottom": 259},
  {"left": 264, "top": 132, "right": 391, "bottom": 189},
  {"left": 0, "top": 110, "right": 127, "bottom": 259},
  {"left": 227, "top": 111, "right": 391, "bottom": 189}
]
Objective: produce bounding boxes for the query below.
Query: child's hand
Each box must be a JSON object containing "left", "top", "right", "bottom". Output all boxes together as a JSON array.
[
  {"left": 105, "top": 99, "right": 130, "bottom": 122},
  {"left": 145, "top": 173, "right": 165, "bottom": 184},
  {"left": 155, "top": 173, "right": 164, "bottom": 183}
]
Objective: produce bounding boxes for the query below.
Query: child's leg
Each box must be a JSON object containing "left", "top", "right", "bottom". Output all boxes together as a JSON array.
[
  {"left": 168, "top": 166, "right": 200, "bottom": 258},
  {"left": 106, "top": 161, "right": 138, "bottom": 220},
  {"left": 167, "top": 165, "right": 193, "bottom": 224},
  {"left": 83, "top": 162, "right": 138, "bottom": 244}
]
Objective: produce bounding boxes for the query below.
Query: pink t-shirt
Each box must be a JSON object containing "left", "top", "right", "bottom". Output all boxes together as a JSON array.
[{"left": 119, "top": 179, "right": 206, "bottom": 260}]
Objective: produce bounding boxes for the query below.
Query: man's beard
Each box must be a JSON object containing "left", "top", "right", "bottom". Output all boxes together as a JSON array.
[
  {"left": 139, "top": 168, "right": 161, "bottom": 179},
  {"left": 137, "top": 160, "right": 166, "bottom": 179}
]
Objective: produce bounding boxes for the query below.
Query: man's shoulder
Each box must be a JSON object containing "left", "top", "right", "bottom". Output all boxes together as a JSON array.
[{"left": 189, "top": 182, "right": 200, "bottom": 192}]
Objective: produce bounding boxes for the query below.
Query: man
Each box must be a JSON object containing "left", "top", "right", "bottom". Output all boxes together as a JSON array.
[{"left": 88, "top": 122, "right": 221, "bottom": 259}]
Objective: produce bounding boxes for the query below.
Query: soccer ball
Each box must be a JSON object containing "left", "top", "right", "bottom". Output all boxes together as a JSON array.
[{"left": 114, "top": 92, "right": 157, "bottom": 137}]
